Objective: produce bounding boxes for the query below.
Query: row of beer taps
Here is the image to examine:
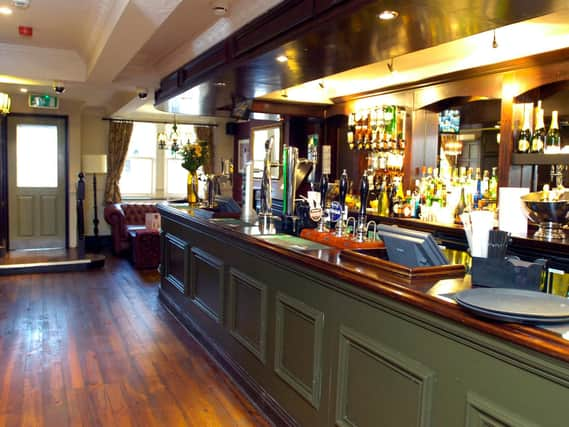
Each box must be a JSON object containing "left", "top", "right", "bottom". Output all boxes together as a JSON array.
[{"left": 318, "top": 169, "right": 378, "bottom": 242}]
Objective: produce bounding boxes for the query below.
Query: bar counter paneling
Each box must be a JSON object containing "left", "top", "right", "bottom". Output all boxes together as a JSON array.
[{"left": 158, "top": 203, "right": 569, "bottom": 427}]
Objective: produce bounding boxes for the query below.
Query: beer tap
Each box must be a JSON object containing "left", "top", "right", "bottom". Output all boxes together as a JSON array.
[
  {"left": 355, "top": 170, "right": 369, "bottom": 243},
  {"left": 335, "top": 169, "right": 349, "bottom": 237},
  {"left": 259, "top": 136, "right": 274, "bottom": 218},
  {"left": 317, "top": 173, "right": 329, "bottom": 232}
]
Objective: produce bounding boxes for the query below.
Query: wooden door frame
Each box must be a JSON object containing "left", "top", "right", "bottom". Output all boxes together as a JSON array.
[{"left": 1, "top": 113, "right": 69, "bottom": 251}]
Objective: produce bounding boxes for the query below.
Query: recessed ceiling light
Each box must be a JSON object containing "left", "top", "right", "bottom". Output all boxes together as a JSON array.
[
  {"left": 276, "top": 55, "right": 288, "bottom": 63},
  {"left": 0, "top": 6, "right": 13, "bottom": 15},
  {"left": 19, "top": 87, "right": 27, "bottom": 93},
  {"left": 213, "top": 81, "right": 226, "bottom": 87},
  {"left": 378, "top": 10, "right": 399, "bottom": 20}
]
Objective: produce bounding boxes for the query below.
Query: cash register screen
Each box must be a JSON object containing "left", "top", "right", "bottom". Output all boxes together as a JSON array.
[{"left": 376, "top": 224, "right": 449, "bottom": 268}]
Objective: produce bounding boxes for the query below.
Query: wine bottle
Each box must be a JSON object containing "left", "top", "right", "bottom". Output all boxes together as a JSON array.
[
  {"left": 545, "top": 110, "right": 561, "bottom": 154},
  {"left": 517, "top": 107, "right": 532, "bottom": 153},
  {"left": 531, "top": 108, "right": 545, "bottom": 153}
]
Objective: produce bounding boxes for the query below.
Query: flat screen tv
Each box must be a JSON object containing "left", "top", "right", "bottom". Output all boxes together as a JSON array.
[
  {"left": 438, "top": 109, "right": 460, "bottom": 134},
  {"left": 231, "top": 98, "right": 252, "bottom": 120},
  {"left": 376, "top": 224, "right": 449, "bottom": 268}
]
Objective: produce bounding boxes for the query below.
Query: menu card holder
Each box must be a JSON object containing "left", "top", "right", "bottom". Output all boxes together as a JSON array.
[{"left": 470, "top": 257, "right": 546, "bottom": 291}]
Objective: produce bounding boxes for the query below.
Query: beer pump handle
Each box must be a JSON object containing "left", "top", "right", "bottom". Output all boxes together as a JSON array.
[
  {"left": 359, "top": 170, "right": 369, "bottom": 218},
  {"left": 320, "top": 173, "right": 329, "bottom": 209},
  {"left": 339, "top": 169, "right": 348, "bottom": 208}
]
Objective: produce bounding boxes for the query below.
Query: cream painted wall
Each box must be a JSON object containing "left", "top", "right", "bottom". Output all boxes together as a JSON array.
[
  {"left": 8, "top": 92, "right": 84, "bottom": 248},
  {"left": 81, "top": 108, "right": 110, "bottom": 236},
  {"left": 212, "top": 120, "right": 234, "bottom": 174}
]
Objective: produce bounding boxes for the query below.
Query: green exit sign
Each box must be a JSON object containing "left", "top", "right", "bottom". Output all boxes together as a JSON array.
[{"left": 29, "top": 94, "right": 59, "bottom": 109}]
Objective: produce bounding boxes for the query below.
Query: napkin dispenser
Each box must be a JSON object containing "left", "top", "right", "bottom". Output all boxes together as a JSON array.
[{"left": 471, "top": 256, "right": 546, "bottom": 290}]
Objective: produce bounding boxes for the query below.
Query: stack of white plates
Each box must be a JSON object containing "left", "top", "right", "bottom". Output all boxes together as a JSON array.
[{"left": 455, "top": 288, "right": 569, "bottom": 324}]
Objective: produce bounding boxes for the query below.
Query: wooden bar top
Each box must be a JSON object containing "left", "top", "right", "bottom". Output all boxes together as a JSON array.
[{"left": 158, "top": 202, "right": 569, "bottom": 364}]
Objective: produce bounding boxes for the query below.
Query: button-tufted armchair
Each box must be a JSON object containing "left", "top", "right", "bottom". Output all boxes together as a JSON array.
[{"left": 103, "top": 203, "right": 159, "bottom": 254}]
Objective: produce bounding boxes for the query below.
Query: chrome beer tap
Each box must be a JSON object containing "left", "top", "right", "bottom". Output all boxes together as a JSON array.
[
  {"left": 335, "top": 169, "right": 349, "bottom": 237},
  {"left": 317, "top": 173, "right": 329, "bottom": 232},
  {"left": 355, "top": 170, "right": 369, "bottom": 243},
  {"left": 259, "top": 136, "right": 274, "bottom": 218}
]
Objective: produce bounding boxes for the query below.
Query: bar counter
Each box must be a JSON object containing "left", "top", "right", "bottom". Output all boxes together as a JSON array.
[{"left": 158, "top": 202, "right": 569, "bottom": 427}]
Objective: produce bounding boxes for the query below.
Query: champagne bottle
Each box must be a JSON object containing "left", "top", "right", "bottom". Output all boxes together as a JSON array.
[
  {"left": 531, "top": 108, "right": 545, "bottom": 153},
  {"left": 517, "top": 107, "right": 531, "bottom": 153},
  {"left": 545, "top": 110, "right": 561, "bottom": 154},
  {"left": 454, "top": 186, "right": 467, "bottom": 224}
]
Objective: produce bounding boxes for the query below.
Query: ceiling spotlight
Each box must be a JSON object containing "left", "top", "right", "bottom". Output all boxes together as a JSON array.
[
  {"left": 318, "top": 81, "right": 325, "bottom": 89},
  {"left": 281, "top": 90, "right": 288, "bottom": 98},
  {"left": 492, "top": 29, "right": 498, "bottom": 49},
  {"left": 276, "top": 55, "right": 288, "bottom": 63},
  {"left": 12, "top": 0, "right": 31, "bottom": 8},
  {"left": 213, "top": 81, "right": 227, "bottom": 87},
  {"left": 211, "top": 0, "right": 228, "bottom": 16},
  {"left": 378, "top": 10, "right": 399, "bottom": 20},
  {"left": 0, "top": 6, "right": 13, "bottom": 15}
]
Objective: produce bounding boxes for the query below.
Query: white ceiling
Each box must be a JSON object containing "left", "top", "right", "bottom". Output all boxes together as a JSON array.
[{"left": 0, "top": 0, "right": 283, "bottom": 121}]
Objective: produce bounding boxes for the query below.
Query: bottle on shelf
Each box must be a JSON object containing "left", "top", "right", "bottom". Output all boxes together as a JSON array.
[
  {"left": 379, "top": 176, "right": 390, "bottom": 217},
  {"left": 489, "top": 167, "right": 498, "bottom": 200},
  {"left": 531, "top": 107, "right": 546, "bottom": 153},
  {"left": 347, "top": 113, "right": 356, "bottom": 150},
  {"left": 454, "top": 186, "right": 467, "bottom": 224},
  {"left": 545, "top": 110, "right": 561, "bottom": 154},
  {"left": 517, "top": 106, "right": 532, "bottom": 153}
]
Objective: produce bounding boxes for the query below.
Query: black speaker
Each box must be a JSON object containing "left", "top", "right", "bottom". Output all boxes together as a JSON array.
[{"left": 226, "top": 122, "right": 237, "bottom": 135}]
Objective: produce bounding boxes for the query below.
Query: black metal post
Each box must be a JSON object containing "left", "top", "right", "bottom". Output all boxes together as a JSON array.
[
  {"left": 77, "top": 172, "right": 85, "bottom": 257},
  {"left": 92, "top": 173, "right": 99, "bottom": 237}
]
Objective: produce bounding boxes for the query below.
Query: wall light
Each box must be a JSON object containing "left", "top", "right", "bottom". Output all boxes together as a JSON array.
[
  {"left": 387, "top": 57, "right": 395, "bottom": 73},
  {"left": 276, "top": 55, "right": 288, "bottom": 63},
  {"left": 378, "top": 10, "right": 398, "bottom": 20},
  {"left": 0, "top": 92, "right": 11, "bottom": 114},
  {"left": 0, "top": 6, "right": 13, "bottom": 15},
  {"left": 492, "top": 29, "right": 498, "bottom": 49}
]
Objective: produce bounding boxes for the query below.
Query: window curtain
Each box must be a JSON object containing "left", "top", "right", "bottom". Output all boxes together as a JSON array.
[
  {"left": 196, "top": 126, "right": 214, "bottom": 173},
  {"left": 104, "top": 120, "right": 133, "bottom": 203}
]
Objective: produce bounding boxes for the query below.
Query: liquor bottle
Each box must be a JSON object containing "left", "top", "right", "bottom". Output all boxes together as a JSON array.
[
  {"left": 454, "top": 186, "right": 467, "bottom": 224},
  {"left": 347, "top": 113, "right": 356, "bottom": 150},
  {"left": 517, "top": 107, "right": 532, "bottom": 153},
  {"left": 472, "top": 168, "right": 482, "bottom": 209},
  {"left": 545, "top": 110, "right": 561, "bottom": 154},
  {"left": 391, "top": 178, "right": 405, "bottom": 217},
  {"left": 531, "top": 108, "right": 545, "bottom": 153},
  {"left": 489, "top": 167, "right": 498, "bottom": 200},
  {"left": 379, "top": 176, "right": 390, "bottom": 217}
]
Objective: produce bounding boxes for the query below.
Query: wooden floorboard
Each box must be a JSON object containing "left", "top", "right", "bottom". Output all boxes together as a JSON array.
[{"left": 0, "top": 256, "right": 270, "bottom": 427}]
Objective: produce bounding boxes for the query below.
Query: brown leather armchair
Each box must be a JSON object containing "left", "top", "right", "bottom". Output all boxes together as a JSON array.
[{"left": 103, "top": 203, "right": 158, "bottom": 254}]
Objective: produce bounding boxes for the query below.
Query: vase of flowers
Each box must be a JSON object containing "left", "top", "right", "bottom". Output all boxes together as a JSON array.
[{"left": 177, "top": 140, "right": 208, "bottom": 205}]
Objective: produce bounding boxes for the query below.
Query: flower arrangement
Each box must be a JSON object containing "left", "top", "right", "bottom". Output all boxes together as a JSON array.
[{"left": 178, "top": 140, "right": 208, "bottom": 172}]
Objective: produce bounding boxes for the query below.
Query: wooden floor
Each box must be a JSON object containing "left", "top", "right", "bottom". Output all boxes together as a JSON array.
[{"left": 0, "top": 256, "right": 270, "bottom": 427}]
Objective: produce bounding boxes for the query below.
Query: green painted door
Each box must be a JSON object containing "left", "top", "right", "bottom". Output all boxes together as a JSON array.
[{"left": 7, "top": 116, "right": 67, "bottom": 250}]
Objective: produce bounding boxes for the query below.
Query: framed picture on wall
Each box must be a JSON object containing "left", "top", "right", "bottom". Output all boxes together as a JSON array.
[{"left": 238, "top": 139, "right": 250, "bottom": 173}]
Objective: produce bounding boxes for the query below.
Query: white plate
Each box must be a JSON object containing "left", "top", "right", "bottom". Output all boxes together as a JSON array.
[{"left": 455, "top": 288, "right": 569, "bottom": 323}]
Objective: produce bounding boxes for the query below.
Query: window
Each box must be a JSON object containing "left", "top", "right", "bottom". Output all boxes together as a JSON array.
[
  {"left": 120, "top": 122, "right": 198, "bottom": 199},
  {"left": 17, "top": 124, "right": 58, "bottom": 188}
]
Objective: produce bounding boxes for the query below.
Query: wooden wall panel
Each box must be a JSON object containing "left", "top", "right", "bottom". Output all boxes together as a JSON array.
[
  {"left": 191, "top": 247, "right": 225, "bottom": 323},
  {"left": 164, "top": 233, "right": 188, "bottom": 294},
  {"left": 228, "top": 268, "right": 268, "bottom": 363},
  {"left": 274, "top": 292, "right": 324, "bottom": 409},
  {"left": 336, "top": 326, "right": 435, "bottom": 427}
]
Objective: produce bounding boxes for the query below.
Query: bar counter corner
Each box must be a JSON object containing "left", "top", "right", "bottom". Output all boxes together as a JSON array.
[{"left": 157, "top": 202, "right": 569, "bottom": 427}]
